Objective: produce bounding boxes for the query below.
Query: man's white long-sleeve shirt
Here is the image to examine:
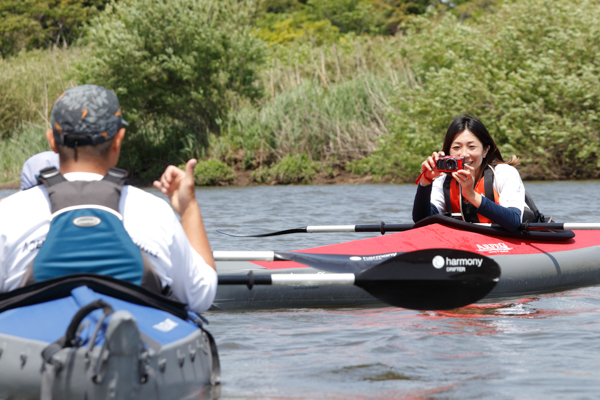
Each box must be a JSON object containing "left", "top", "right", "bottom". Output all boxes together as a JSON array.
[{"left": 0, "top": 172, "right": 217, "bottom": 314}]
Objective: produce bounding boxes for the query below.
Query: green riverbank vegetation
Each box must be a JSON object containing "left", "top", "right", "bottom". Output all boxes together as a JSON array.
[{"left": 1, "top": 0, "right": 599, "bottom": 186}]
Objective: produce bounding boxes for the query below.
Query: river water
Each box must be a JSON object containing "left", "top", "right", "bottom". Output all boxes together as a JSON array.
[
  {"left": 200, "top": 181, "right": 600, "bottom": 400},
  {"left": 2, "top": 181, "right": 600, "bottom": 399}
]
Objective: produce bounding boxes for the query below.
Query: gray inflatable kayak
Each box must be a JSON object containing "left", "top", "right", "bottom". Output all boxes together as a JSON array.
[
  {"left": 0, "top": 275, "right": 220, "bottom": 400},
  {"left": 213, "top": 216, "right": 600, "bottom": 310}
]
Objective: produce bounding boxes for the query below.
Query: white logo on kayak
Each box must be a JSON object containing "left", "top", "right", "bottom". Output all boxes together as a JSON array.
[
  {"left": 349, "top": 253, "right": 397, "bottom": 262},
  {"left": 434, "top": 257, "right": 483, "bottom": 272},
  {"left": 153, "top": 318, "right": 179, "bottom": 332},
  {"left": 446, "top": 257, "right": 483, "bottom": 267},
  {"left": 476, "top": 243, "right": 512, "bottom": 253},
  {"left": 432, "top": 256, "right": 445, "bottom": 269}
]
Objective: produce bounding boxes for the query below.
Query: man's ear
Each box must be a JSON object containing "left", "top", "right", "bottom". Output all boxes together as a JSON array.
[
  {"left": 111, "top": 128, "right": 126, "bottom": 153},
  {"left": 46, "top": 129, "right": 58, "bottom": 153}
]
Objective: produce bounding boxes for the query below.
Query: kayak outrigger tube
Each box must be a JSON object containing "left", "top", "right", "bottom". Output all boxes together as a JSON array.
[{"left": 218, "top": 249, "right": 501, "bottom": 311}]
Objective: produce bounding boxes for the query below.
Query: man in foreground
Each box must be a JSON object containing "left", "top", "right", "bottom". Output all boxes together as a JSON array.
[{"left": 0, "top": 85, "right": 217, "bottom": 314}]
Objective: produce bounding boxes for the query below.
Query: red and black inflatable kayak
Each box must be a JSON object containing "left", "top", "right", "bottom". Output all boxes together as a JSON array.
[{"left": 213, "top": 216, "right": 600, "bottom": 310}]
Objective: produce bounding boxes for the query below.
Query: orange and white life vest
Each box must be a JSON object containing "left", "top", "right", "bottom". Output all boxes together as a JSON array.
[{"left": 443, "top": 166, "right": 499, "bottom": 223}]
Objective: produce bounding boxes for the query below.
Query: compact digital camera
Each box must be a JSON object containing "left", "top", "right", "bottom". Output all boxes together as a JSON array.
[{"left": 436, "top": 156, "right": 464, "bottom": 172}]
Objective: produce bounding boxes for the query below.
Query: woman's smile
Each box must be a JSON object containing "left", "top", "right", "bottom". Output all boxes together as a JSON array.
[{"left": 449, "top": 129, "right": 489, "bottom": 177}]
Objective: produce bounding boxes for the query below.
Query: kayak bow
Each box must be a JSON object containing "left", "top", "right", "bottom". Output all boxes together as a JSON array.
[{"left": 213, "top": 216, "right": 600, "bottom": 311}]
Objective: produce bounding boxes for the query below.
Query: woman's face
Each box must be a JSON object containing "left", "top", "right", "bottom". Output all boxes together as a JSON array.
[{"left": 449, "top": 129, "right": 490, "bottom": 175}]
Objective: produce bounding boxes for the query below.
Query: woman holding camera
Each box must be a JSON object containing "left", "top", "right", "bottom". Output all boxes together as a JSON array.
[{"left": 412, "top": 115, "right": 525, "bottom": 232}]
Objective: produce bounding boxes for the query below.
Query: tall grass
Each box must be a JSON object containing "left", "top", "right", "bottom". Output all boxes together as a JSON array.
[
  {"left": 0, "top": 46, "right": 80, "bottom": 136},
  {"left": 0, "top": 46, "right": 80, "bottom": 185},
  {"left": 214, "top": 37, "right": 409, "bottom": 171},
  {"left": 217, "top": 74, "right": 392, "bottom": 168},
  {"left": 261, "top": 37, "right": 413, "bottom": 97},
  {"left": 0, "top": 123, "right": 53, "bottom": 186}
]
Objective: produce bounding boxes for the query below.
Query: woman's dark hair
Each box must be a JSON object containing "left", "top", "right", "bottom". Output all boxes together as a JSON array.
[{"left": 441, "top": 115, "right": 519, "bottom": 176}]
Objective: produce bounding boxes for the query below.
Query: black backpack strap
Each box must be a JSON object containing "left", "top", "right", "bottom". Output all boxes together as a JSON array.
[
  {"left": 41, "top": 167, "right": 129, "bottom": 213},
  {"left": 483, "top": 166, "right": 495, "bottom": 202},
  {"left": 523, "top": 191, "right": 544, "bottom": 222},
  {"left": 461, "top": 200, "right": 480, "bottom": 223},
  {"left": 37, "top": 167, "right": 66, "bottom": 188},
  {"left": 462, "top": 167, "right": 494, "bottom": 223},
  {"left": 443, "top": 175, "right": 453, "bottom": 215},
  {"left": 102, "top": 167, "right": 129, "bottom": 186}
]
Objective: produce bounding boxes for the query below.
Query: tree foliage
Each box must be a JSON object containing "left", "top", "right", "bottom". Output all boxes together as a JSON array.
[
  {"left": 255, "top": 0, "right": 434, "bottom": 44},
  {"left": 3, "top": 0, "right": 600, "bottom": 186},
  {"left": 73, "top": 0, "right": 268, "bottom": 176},
  {"left": 354, "top": 0, "right": 600, "bottom": 181},
  {"left": 0, "top": 0, "right": 111, "bottom": 58}
]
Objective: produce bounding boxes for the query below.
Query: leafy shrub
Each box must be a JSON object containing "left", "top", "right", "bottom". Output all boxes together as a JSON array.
[
  {"left": 251, "top": 153, "right": 320, "bottom": 184},
  {"left": 193, "top": 159, "right": 235, "bottom": 186},
  {"left": 119, "top": 118, "right": 200, "bottom": 183},
  {"left": 74, "top": 0, "right": 268, "bottom": 144},
  {"left": 358, "top": 0, "right": 600, "bottom": 181},
  {"left": 0, "top": 0, "right": 112, "bottom": 58},
  {"left": 255, "top": 0, "right": 387, "bottom": 45},
  {"left": 255, "top": 13, "right": 341, "bottom": 45},
  {"left": 249, "top": 166, "right": 271, "bottom": 184},
  {"left": 255, "top": 0, "right": 435, "bottom": 44},
  {"left": 305, "top": 0, "right": 387, "bottom": 35}
]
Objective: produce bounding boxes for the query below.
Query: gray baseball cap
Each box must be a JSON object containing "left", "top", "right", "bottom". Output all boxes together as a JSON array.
[{"left": 51, "top": 84, "right": 128, "bottom": 147}]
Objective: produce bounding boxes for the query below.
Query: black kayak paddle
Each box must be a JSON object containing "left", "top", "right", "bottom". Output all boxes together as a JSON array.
[
  {"left": 216, "top": 215, "right": 575, "bottom": 241},
  {"left": 218, "top": 248, "right": 501, "bottom": 311}
]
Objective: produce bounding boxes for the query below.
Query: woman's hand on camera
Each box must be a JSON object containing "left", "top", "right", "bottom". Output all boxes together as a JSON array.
[
  {"left": 419, "top": 151, "right": 444, "bottom": 186},
  {"left": 452, "top": 165, "right": 482, "bottom": 207}
]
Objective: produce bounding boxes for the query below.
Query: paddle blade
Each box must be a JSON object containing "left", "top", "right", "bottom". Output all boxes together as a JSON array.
[
  {"left": 217, "top": 227, "right": 307, "bottom": 237},
  {"left": 277, "top": 251, "right": 400, "bottom": 273},
  {"left": 355, "top": 249, "right": 500, "bottom": 310}
]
